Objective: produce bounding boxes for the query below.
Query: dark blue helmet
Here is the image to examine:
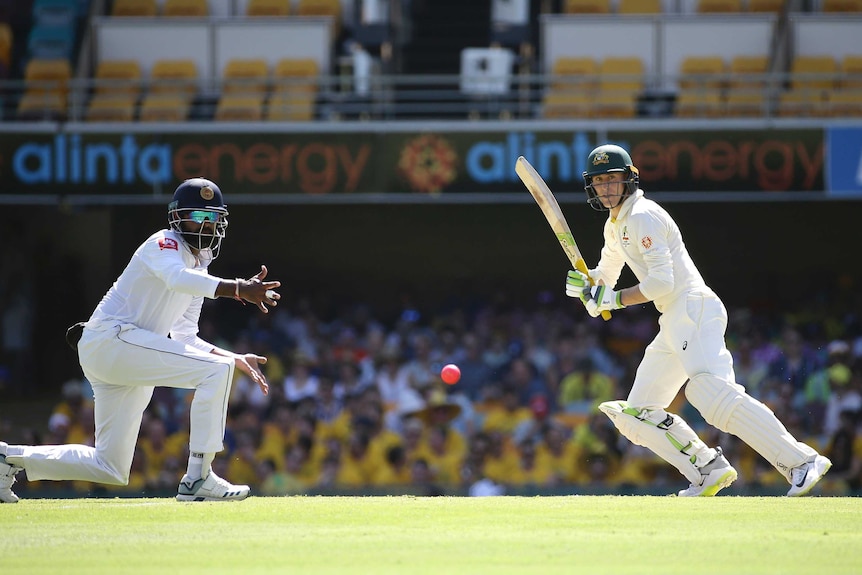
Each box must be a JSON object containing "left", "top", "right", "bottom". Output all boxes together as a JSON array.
[{"left": 167, "top": 178, "right": 229, "bottom": 260}]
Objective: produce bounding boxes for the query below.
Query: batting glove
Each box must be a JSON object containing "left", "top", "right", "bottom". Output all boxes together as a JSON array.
[
  {"left": 564, "top": 270, "right": 591, "bottom": 303},
  {"left": 583, "top": 285, "right": 625, "bottom": 318}
]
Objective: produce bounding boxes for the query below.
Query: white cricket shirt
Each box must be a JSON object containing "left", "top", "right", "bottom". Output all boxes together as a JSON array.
[
  {"left": 87, "top": 229, "right": 221, "bottom": 344},
  {"left": 592, "top": 189, "right": 711, "bottom": 314}
]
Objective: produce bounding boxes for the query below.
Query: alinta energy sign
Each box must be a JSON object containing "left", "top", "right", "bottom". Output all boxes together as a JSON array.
[{"left": 0, "top": 128, "right": 826, "bottom": 197}]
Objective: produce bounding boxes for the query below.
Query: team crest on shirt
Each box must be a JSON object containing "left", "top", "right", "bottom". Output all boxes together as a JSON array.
[
  {"left": 621, "top": 226, "right": 630, "bottom": 247},
  {"left": 641, "top": 236, "right": 653, "bottom": 249},
  {"left": 159, "top": 237, "right": 178, "bottom": 251}
]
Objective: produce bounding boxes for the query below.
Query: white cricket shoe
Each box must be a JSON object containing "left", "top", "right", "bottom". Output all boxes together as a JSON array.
[
  {"left": 176, "top": 471, "right": 250, "bottom": 502},
  {"left": 677, "top": 447, "right": 738, "bottom": 497},
  {"left": 787, "top": 455, "right": 832, "bottom": 497},
  {"left": 0, "top": 441, "right": 23, "bottom": 504}
]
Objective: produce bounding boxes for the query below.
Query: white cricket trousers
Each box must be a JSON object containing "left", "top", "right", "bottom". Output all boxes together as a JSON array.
[
  {"left": 628, "top": 290, "right": 734, "bottom": 407},
  {"left": 6, "top": 324, "right": 234, "bottom": 485}
]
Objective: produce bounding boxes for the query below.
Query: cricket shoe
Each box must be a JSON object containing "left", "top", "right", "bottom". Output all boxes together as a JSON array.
[
  {"left": 787, "top": 455, "right": 832, "bottom": 497},
  {"left": 677, "top": 447, "right": 738, "bottom": 497},
  {"left": 176, "top": 471, "right": 250, "bottom": 502},
  {"left": 0, "top": 441, "right": 23, "bottom": 504}
]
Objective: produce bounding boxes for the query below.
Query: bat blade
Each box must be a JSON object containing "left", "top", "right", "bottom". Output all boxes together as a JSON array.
[{"left": 515, "top": 156, "right": 611, "bottom": 321}]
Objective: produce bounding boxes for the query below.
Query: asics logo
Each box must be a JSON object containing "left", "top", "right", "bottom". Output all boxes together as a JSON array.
[{"left": 682, "top": 341, "right": 688, "bottom": 350}]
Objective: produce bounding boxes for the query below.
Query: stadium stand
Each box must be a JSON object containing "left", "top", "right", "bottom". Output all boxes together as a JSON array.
[
  {"left": 163, "top": 0, "right": 209, "bottom": 17},
  {"left": 562, "top": 0, "right": 610, "bottom": 13},
  {"left": 214, "top": 93, "right": 264, "bottom": 120},
  {"left": 617, "top": 0, "right": 662, "bottom": 14},
  {"left": 139, "top": 93, "right": 191, "bottom": 121},
  {"left": 246, "top": 0, "right": 290, "bottom": 17},
  {"left": 697, "top": 0, "right": 743, "bottom": 12},
  {"left": 111, "top": 0, "right": 158, "bottom": 16},
  {"left": 85, "top": 93, "right": 137, "bottom": 121}
]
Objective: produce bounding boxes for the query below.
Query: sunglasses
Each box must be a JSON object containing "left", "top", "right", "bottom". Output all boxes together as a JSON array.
[{"left": 187, "top": 210, "right": 221, "bottom": 224}]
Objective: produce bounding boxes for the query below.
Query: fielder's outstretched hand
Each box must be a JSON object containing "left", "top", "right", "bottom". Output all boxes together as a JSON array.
[
  {"left": 235, "top": 353, "right": 269, "bottom": 395},
  {"left": 237, "top": 265, "right": 281, "bottom": 313}
]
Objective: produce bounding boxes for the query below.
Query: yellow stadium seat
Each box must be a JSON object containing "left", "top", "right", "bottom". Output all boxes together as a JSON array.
[
  {"left": 94, "top": 60, "right": 142, "bottom": 96},
  {"left": 222, "top": 59, "right": 269, "bottom": 94},
  {"left": 17, "top": 91, "right": 67, "bottom": 120},
  {"left": 747, "top": 0, "right": 785, "bottom": 12},
  {"left": 550, "top": 57, "right": 598, "bottom": 91},
  {"left": 246, "top": 0, "right": 290, "bottom": 16},
  {"left": 163, "top": 0, "right": 209, "bottom": 17},
  {"left": 273, "top": 58, "right": 320, "bottom": 93},
  {"left": 827, "top": 90, "right": 862, "bottom": 116},
  {"left": 25, "top": 58, "right": 72, "bottom": 95},
  {"left": 822, "top": 0, "right": 862, "bottom": 12},
  {"left": 592, "top": 90, "right": 639, "bottom": 117},
  {"left": 675, "top": 91, "right": 724, "bottom": 117},
  {"left": 139, "top": 94, "right": 192, "bottom": 122},
  {"left": 840, "top": 55, "right": 862, "bottom": 90},
  {"left": 542, "top": 91, "right": 593, "bottom": 118},
  {"left": 112, "top": 0, "right": 158, "bottom": 16},
  {"left": 562, "top": 0, "right": 610, "bottom": 13},
  {"left": 86, "top": 94, "right": 137, "bottom": 122},
  {"left": 617, "top": 0, "right": 662, "bottom": 14},
  {"left": 150, "top": 59, "right": 200, "bottom": 97},
  {"left": 215, "top": 94, "right": 264, "bottom": 121},
  {"left": 266, "top": 91, "right": 315, "bottom": 121},
  {"left": 0, "top": 23, "right": 12, "bottom": 69},
  {"left": 790, "top": 55, "right": 837, "bottom": 91},
  {"left": 724, "top": 90, "right": 767, "bottom": 116},
  {"left": 776, "top": 89, "right": 827, "bottom": 117},
  {"left": 679, "top": 56, "right": 726, "bottom": 90},
  {"left": 729, "top": 55, "right": 768, "bottom": 87},
  {"left": 697, "top": 0, "right": 742, "bottom": 12},
  {"left": 598, "top": 56, "right": 643, "bottom": 93}
]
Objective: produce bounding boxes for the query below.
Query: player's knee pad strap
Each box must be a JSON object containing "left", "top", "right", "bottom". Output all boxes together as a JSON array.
[
  {"left": 598, "top": 400, "right": 715, "bottom": 484},
  {"left": 685, "top": 374, "right": 815, "bottom": 478}
]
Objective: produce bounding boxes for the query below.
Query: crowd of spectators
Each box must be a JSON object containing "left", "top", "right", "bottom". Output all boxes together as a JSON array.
[{"left": 5, "top": 285, "right": 862, "bottom": 498}]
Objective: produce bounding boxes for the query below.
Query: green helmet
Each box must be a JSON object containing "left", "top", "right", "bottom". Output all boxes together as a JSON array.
[{"left": 582, "top": 144, "right": 639, "bottom": 211}]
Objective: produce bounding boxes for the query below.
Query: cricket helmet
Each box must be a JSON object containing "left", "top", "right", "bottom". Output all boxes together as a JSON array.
[
  {"left": 583, "top": 144, "right": 639, "bottom": 211},
  {"left": 167, "top": 177, "right": 229, "bottom": 259}
]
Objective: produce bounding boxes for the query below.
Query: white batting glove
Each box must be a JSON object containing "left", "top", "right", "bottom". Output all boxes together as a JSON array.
[
  {"left": 564, "top": 270, "right": 591, "bottom": 303},
  {"left": 583, "top": 285, "right": 625, "bottom": 317}
]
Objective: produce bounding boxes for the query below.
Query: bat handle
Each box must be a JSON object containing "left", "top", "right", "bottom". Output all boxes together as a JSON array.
[{"left": 573, "top": 260, "right": 612, "bottom": 321}]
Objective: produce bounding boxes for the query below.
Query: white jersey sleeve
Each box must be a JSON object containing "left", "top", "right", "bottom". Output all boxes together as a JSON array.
[
  {"left": 87, "top": 230, "right": 221, "bottom": 336},
  {"left": 591, "top": 219, "right": 626, "bottom": 288}
]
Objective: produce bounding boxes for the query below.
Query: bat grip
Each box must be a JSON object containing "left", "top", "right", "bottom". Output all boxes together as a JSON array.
[{"left": 573, "top": 259, "right": 612, "bottom": 321}]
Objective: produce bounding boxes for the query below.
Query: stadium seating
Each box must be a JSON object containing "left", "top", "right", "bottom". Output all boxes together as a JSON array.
[
  {"left": 111, "top": 0, "right": 158, "bottom": 16},
  {"left": 273, "top": 58, "right": 320, "bottom": 93},
  {"left": 562, "top": 0, "right": 610, "bottom": 13},
  {"left": 139, "top": 93, "right": 191, "bottom": 121},
  {"left": 549, "top": 57, "right": 597, "bottom": 91},
  {"left": 215, "top": 93, "right": 264, "bottom": 121},
  {"left": 826, "top": 90, "right": 862, "bottom": 116},
  {"left": 163, "top": 0, "right": 209, "bottom": 17},
  {"left": 678, "top": 56, "right": 726, "bottom": 90},
  {"left": 697, "top": 0, "right": 742, "bottom": 12},
  {"left": 93, "top": 59, "right": 142, "bottom": 97},
  {"left": 246, "top": 0, "right": 290, "bottom": 17},
  {"left": 676, "top": 90, "right": 723, "bottom": 117},
  {"left": 790, "top": 55, "right": 837, "bottom": 91},
  {"left": 840, "top": 55, "right": 862, "bottom": 89},
  {"left": 266, "top": 91, "right": 315, "bottom": 121},
  {"left": 822, "top": 0, "right": 862, "bottom": 12},
  {"left": 541, "top": 91, "right": 593, "bottom": 118},
  {"left": 16, "top": 90, "right": 67, "bottom": 120},
  {"left": 23, "top": 57, "right": 71, "bottom": 95},
  {"left": 32, "top": 0, "right": 78, "bottom": 28},
  {"left": 617, "top": 0, "right": 662, "bottom": 14},
  {"left": 149, "top": 59, "right": 199, "bottom": 97},
  {"left": 0, "top": 23, "right": 11, "bottom": 71},
  {"left": 593, "top": 57, "right": 643, "bottom": 117},
  {"left": 222, "top": 58, "right": 269, "bottom": 94},
  {"left": 85, "top": 94, "right": 137, "bottom": 121},
  {"left": 747, "top": 0, "right": 785, "bottom": 12},
  {"left": 26, "top": 24, "right": 75, "bottom": 60}
]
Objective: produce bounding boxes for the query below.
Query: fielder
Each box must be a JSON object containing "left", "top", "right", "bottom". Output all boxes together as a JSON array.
[
  {"left": 1, "top": 178, "right": 280, "bottom": 503},
  {"left": 564, "top": 144, "right": 831, "bottom": 496}
]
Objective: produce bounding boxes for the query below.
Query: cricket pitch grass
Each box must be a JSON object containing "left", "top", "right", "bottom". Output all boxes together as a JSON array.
[{"left": 2, "top": 495, "right": 860, "bottom": 574}]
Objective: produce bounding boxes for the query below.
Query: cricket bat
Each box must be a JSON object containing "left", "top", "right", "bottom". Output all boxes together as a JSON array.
[{"left": 515, "top": 155, "right": 611, "bottom": 321}]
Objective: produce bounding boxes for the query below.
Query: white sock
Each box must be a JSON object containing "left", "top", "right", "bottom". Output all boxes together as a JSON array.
[{"left": 186, "top": 452, "right": 205, "bottom": 480}]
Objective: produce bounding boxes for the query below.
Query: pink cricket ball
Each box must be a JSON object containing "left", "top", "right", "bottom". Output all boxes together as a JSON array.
[{"left": 441, "top": 364, "right": 461, "bottom": 385}]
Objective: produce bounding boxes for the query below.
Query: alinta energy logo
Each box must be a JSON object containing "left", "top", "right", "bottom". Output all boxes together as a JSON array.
[{"left": 398, "top": 134, "right": 457, "bottom": 194}]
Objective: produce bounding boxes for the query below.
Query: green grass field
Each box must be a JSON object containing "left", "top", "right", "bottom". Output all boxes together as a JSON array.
[{"left": 2, "top": 496, "right": 860, "bottom": 575}]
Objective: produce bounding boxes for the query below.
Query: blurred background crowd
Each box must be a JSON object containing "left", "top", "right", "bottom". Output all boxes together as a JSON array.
[{"left": 3, "top": 279, "right": 861, "bottom": 498}]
